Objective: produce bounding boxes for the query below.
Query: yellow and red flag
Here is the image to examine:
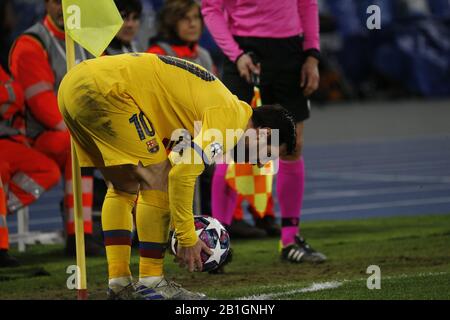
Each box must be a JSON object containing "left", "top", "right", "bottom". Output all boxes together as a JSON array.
[
  {"left": 225, "top": 161, "right": 274, "bottom": 216},
  {"left": 225, "top": 85, "right": 274, "bottom": 216}
]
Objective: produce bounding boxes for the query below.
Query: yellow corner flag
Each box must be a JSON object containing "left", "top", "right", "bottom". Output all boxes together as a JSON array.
[
  {"left": 61, "top": 0, "right": 122, "bottom": 300},
  {"left": 62, "top": 0, "right": 123, "bottom": 57}
]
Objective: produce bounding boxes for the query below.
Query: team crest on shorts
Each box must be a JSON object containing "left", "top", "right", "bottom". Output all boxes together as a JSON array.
[{"left": 146, "top": 139, "right": 160, "bottom": 154}]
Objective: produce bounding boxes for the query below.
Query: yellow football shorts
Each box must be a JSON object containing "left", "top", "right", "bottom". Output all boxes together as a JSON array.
[{"left": 57, "top": 63, "right": 167, "bottom": 168}]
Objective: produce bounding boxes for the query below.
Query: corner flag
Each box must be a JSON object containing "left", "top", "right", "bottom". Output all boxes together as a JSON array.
[
  {"left": 61, "top": 0, "right": 123, "bottom": 300},
  {"left": 225, "top": 80, "right": 275, "bottom": 216},
  {"left": 62, "top": 0, "right": 123, "bottom": 57}
]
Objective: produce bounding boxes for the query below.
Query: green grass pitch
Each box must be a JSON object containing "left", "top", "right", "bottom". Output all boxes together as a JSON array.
[{"left": 0, "top": 214, "right": 449, "bottom": 300}]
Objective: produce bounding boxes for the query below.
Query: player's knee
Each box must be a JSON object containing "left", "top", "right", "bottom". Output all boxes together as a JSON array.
[
  {"left": 137, "top": 161, "right": 170, "bottom": 192},
  {"left": 105, "top": 177, "right": 140, "bottom": 195},
  {"left": 105, "top": 187, "right": 137, "bottom": 206}
]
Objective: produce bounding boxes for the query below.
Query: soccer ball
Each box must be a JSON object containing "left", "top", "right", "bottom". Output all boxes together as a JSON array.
[{"left": 170, "top": 215, "right": 231, "bottom": 272}]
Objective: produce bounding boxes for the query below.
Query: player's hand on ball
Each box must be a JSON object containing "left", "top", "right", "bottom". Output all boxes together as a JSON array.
[
  {"left": 170, "top": 216, "right": 231, "bottom": 272},
  {"left": 176, "top": 240, "right": 213, "bottom": 272}
]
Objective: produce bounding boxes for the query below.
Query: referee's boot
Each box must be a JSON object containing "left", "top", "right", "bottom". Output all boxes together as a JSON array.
[{"left": 281, "top": 235, "right": 327, "bottom": 263}]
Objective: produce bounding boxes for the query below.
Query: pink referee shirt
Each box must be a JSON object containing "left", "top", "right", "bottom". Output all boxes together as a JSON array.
[{"left": 202, "top": 0, "right": 320, "bottom": 62}]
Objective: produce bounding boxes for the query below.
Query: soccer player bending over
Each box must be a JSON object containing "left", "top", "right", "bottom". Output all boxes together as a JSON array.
[{"left": 57, "top": 53, "right": 296, "bottom": 300}]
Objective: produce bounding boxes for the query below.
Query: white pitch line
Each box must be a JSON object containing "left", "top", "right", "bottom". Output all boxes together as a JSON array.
[
  {"left": 236, "top": 272, "right": 449, "bottom": 300},
  {"left": 238, "top": 281, "right": 343, "bottom": 300},
  {"left": 302, "top": 196, "right": 450, "bottom": 215},
  {"left": 380, "top": 271, "right": 448, "bottom": 281}
]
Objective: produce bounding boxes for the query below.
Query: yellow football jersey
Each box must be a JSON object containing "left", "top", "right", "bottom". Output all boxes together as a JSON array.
[{"left": 58, "top": 53, "right": 252, "bottom": 246}]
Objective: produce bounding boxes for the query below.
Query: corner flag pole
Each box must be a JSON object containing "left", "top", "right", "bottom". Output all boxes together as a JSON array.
[
  {"left": 64, "top": 34, "right": 88, "bottom": 300},
  {"left": 61, "top": 0, "right": 124, "bottom": 300}
]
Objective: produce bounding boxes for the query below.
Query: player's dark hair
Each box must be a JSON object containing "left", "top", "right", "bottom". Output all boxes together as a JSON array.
[
  {"left": 251, "top": 104, "right": 297, "bottom": 155},
  {"left": 114, "top": 0, "right": 142, "bottom": 18}
]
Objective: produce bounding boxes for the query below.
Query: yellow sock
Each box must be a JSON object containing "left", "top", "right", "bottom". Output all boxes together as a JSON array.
[
  {"left": 101, "top": 188, "right": 136, "bottom": 280},
  {"left": 136, "top": 190, "right": 170, "bottom": 278}
]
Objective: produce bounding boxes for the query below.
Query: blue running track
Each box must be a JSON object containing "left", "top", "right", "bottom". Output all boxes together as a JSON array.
[{"left": 7, "top": 135, "right": 450, "bottom": 233}]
